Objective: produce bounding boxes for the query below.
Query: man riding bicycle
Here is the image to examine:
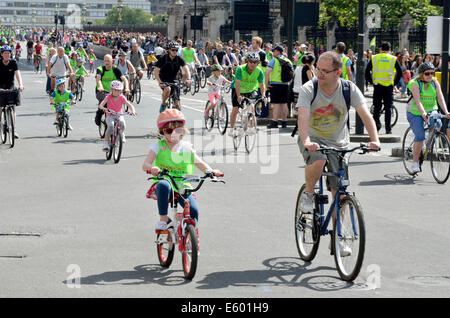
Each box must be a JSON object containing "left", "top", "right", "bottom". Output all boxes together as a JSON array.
[
  {"left": 180, "top": 40, "right": 202, "bottom": 77},
  {"left": 229, "top": 52, "right": 266, "bottom": 137},
  {"left": 296, "top": 52, "right": 380, "bottom": 252},
  {"left": 47, "top": 47, "right": 74, "bottom": 93},
  {"left": 34, "top": 40, "right": 43, "bottom": 69},
  {"left": 128, "top": 41, "right": 147, "bottom": 83},
  {"left": 154, "top": 41, "right": 192, "bottom": 113}
]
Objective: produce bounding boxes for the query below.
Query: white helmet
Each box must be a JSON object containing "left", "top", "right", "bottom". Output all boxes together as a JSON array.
[{"left": 110, "top": 80, "right": 123, "bottom": 91}]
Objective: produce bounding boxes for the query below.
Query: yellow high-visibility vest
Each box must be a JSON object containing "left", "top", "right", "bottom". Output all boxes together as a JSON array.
[{"left": 371, "top": 53, "right": 396, "bottom": 86}]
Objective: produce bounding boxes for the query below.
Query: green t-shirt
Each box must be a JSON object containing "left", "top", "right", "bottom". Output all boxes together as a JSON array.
[
  {"left": 182, "top": 47, "right": 195, "bottom": 64},
  {"left": 232, "top": 64, "right": 264, "bottom": 94},
  {"left": 407, "top": 79, "right": 438, "bottom": 115}
]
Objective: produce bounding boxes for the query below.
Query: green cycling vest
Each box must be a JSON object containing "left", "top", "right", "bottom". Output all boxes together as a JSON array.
[
  {"left": 96, "top": 66, "right": 118, "bottom": 92},
  {"left": 154, "top": 139, "right": 195, "bottom": 193},
  {"left": 408, "top": 79, "right": 438, "bottom": 116},
  {"left": 341, "top": 55, "right": 350, "bottom": 80},
  {"left": 182, "top": 47, "right": 195, "bottom": 64},
  {"left": 234, "top": 64, "right": 263, "bottom": 94},
  {"left": 269, "top": 56, "right": 293, "bottom": 84},
  {"left": 53, "top": 90, "right": 71, "bottom": 111}
]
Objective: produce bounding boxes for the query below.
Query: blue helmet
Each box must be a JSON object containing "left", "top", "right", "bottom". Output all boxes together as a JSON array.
[
  {"left": 0, "top": 45, "right": 12, "bottom": 53},
  {"left": 56, "top": 78, "right": 65, "bottom": 86}
]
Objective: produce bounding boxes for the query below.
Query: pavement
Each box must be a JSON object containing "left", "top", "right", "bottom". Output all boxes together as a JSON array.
[{"left": 0, "top": 47, "right": 449, "bottom": 298}]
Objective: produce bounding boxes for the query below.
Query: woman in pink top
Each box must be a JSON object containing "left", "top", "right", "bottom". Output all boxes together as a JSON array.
[{"left": 98, "top": 80, "right": 136, "bottom": 152}]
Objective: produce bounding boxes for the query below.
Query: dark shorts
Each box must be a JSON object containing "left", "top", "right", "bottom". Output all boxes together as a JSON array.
[
  {"left": 269, "top": 83, "right": 289, "bottom": 104},
  {"left": 231, "top": 88, "right": 258, "bottom": 108},
  {"left": 161, "top": 82, "right": 180, "bottom": 102}
]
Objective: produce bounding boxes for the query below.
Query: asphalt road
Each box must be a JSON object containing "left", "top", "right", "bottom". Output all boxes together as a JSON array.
[{"left": 0, "top": 54, "right": 449, "bottom": 298}]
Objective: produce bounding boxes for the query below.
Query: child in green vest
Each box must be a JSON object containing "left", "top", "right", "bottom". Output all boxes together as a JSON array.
[
  {"left": 72, "top": 57, "right": 88, "bottom": 92},
  {"left": 50, "top": 78, "right": 74, "bottom": 130},
  {"left": 142, "top": 109, "right": 224, "bottom": 231}
]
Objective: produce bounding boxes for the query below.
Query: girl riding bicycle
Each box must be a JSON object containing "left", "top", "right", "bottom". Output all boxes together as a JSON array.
[
  {"left": 204, "top": 64, "right": 231, "bottom": 120},
  {"left": 142, "top": 109, "right": 223, "bottom": 231},
  {"left": 406, "top": 62, "right": 450, "bottom": 173},
  {"left": 98, "top": 80, "right": 136, "bottom": 152}
]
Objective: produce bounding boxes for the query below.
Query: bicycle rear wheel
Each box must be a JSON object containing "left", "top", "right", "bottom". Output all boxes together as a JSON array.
[
  {"left": 233, "top": 113, "right": 243, "bottom": 151},
  {"left": 63, "top": 116, "right": 69, "bottom": 138},
  {"left": 113, "top": 131, "right": 123, "bottom": 164},
  {"left": 217, "top": 102, "right": 229, "bottom": 135},
  {"left": 401, "top": 127, "right": 416, "bottom": 175},
  {"left": 182, "top": 224, "right": 198, "bottom": 280},
  {"left": 135, "top": 80, "right": 141, "bottom": 104},
  {"left": 156, "top": 229, "right": 175, "bottom": 268},
  {"left": 244, "top": 112, "right": 257, "bottom": 154},
  {"left": 295, "top": 184, "right": 320, "bottom": 262},
  {"left": 7, "top": 108, "right": 14, "bottom": 148},
  {"left": 99, "top": 112, "right": 107, "bottom": 139},
  {"left": 0, "top": 110, "right": 6, "bottom": 144},
  {"left": 333, "top": 195, "right": 365, "bottom": 282},
  {"left": 204, "top": 101, "right": 214, "bottom": 132},
  {"left": 199, "top": 70, "right": 206, "bottom": 88},
  {"left": 430, "top": 132, "right": 450, "bottom": 184},
  {"left": 391, "top": 105, "right": 398, "bottom": 128},
  {"left": 77, "top": 82, "right": 83, "bottom": 102}
]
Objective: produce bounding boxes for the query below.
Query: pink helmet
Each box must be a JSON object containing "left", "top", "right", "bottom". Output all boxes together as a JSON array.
[
  {"left": 157, "top": 109, "right": 186, "bottom": 129},
  {"left": 110, "top": 80, "right": 123, "bottom": 91}
]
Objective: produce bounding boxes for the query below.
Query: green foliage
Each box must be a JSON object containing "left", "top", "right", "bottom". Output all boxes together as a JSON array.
[
  {"left": 151, "top": 14, "right": 168, "bottom": 26},
  {"left": 103, "top": 6, "right": 152, "bottom": 26},
  {"left": 319, "top": 0, "right": 442, "bottom": 29}
]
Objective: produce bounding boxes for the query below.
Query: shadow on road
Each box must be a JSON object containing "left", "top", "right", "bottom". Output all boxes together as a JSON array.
[
  {"left": 358, "top": 173, "right": 433, "bottom": 186},
  {"left": 53, "top": 138, "right": 99, "bottom": 145},
  {"left": 63, "top": 158, "right": 107, "bottom": 165},
  {"left": 72, "top": 264, "right": 190, "bottom": 287}
]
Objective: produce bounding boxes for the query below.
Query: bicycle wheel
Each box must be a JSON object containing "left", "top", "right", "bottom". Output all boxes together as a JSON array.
[
  {"left": 401, "top": 127, "right": 417, "bottom": 175},
  {"left": 182, "top": 223, "right": 198, "bottom": 280},
  {"left": 63, "top": 116, "right": 69, "bottom": 138},
  {"left": 233, "top": 113, "right": 243, "bottom": 151},
  {"left": 156, "top": 229, "right": 175, "bottom": 268},
  {"left": 294, "top": 184, "right": 320, "bottom": 262},
  {"left": 135, "top": 80, "right": 141, "bottom": 104},
  {"left": 333, "top": 195, "right": 365, "bottom": 282},
  {"left": 217, "top": 102, "right": 229, "bottom": 135},
  {"left": 199, "top": 70, "right": 206, "bottom": 88},
  {"left": 0, "top": 110, "right": 6, "bottom": 144},
  {"left": 113, "top": 131, "right": 123, "bottom": 164},
  {"left": 244, "top": 112, "right": 257, "bottom": 154},
  {"left": 56, "top": 116, "right": 63, "bottom": 137},
  {"left": 430, "top": 132, "right": 450, "bottom": 184},
  {"left": 391, "top": 105, "right": 398, "bottom": 128},
  {"left": 77, "top": 82, "right": 83, "bottom": 102},
  {"left": 225, "top": 84, "right": 231, "bottom": 94},
  {"left": 99, "top": 112, "right": 107, "bottom": 139},
  {"left": 255, "top": 99, "right": 263, "bottom": 117},
  {"left": 195, "top": 75, "right": 200, "bottom": 93},
  {"left": 106, "top": 134, "right": 114, "bottom": 161},
  {"left": 190, "top": 78, "right": 196, "bottom": 96},
  {"left": 204, "top": 101, "right": 214, "bottom": 132},
  {"left": 6, "top": 108, "right": 14, "bottom": 148}
]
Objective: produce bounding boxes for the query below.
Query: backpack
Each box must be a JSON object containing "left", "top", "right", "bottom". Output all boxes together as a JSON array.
[
  {"left": 291, "top": 77, "right": 352, "bottom": 137},
  {"left": 276, "top": 57, "right": 294, "bottom": 83}
]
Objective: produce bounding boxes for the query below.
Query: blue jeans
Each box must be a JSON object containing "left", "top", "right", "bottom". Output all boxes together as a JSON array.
[
  {"left": 155, "top": 180, "right": 199, "bottom": 220},
  {"left": 407, "top": 112, "right": 426, "bottom": 142},
  {"left": 397, "top": 77, "right": 406, "bottom": 94}
]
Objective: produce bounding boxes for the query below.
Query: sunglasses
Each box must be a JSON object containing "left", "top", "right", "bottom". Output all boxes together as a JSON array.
[
  {"left": 163, "top": 127, "right": 184, "bottom": 135},
  {"left": 424, "top": 71, "right": 435, "bottom": 76},
  {"left": 170, "top": 49, "right": 178, "bottom": 52},
  {"left": 248, "top": 60, "right": 259, "bottom": 64}
]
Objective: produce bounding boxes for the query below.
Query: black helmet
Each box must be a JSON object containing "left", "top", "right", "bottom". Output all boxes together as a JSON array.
[{"left": 418, "top": 62, "right": 435, "bottom": 74}]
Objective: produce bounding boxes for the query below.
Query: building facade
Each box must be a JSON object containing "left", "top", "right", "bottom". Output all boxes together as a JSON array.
[{"left": 0, "top": 0, "right": 151, "bottom": 28}]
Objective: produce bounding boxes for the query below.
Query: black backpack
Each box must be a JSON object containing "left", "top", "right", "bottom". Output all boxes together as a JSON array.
[
  {"left": 291, "top": 77, "right": 352, "bottom": 137},
  {"left": 276, "top": 57, "right": 294, "bottom": 83}
]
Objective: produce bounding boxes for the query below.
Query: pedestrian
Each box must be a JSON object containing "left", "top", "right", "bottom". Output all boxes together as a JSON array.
[{"left": 336, "top": 42, "right": 354, "bottom": 82}]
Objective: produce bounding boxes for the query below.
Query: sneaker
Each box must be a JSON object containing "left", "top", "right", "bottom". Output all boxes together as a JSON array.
[
  {"left": 102, "top": 142, "right": 109, "bottom": 152},
  {"left": 412, "top": 162, "right": 421, "bottom": 173},
  {"left": 299, "top": 191, "right": 314, "bottom": 214},
  {"left": 14, "top": 131, "right": 19, "bottom": 139},
  {"left": 121, "top": 133, "right": 126, "bottom": 143},
  {"left": 266, "top": 120, "right": 278, "bottom": 129},
  {"left": 155, "top": 221, "right": 168, "bottom": 231},
  {"left": 228, "top": 128, "right": 237, "bottom": 137},
  {"left": 68, "top": 124, "right": 73, "bottom": 131},
  {"left": 281, "top": 121, "right": 287, "bottom": 128},
  {"left": 53, "top": 120, "right": 59, "bottom": 125},
  {"left": 329, "top": 237, "right": 352, "bottom": 257}
]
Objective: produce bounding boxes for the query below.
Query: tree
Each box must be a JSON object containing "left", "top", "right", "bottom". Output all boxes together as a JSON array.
[
  {"left": 151, "top": 14, "right": 168, "bottom": 26},
  {"left": 319, "top": 0, "right": 442, "bottom": 29},
  {"left": 102, "top": 6, "right": 152, "bottom": 26}
]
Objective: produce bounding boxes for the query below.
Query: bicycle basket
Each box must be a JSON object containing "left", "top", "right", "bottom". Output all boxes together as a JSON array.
[{"left": 0, "top": 89, "right": 20, "bottom": 106}]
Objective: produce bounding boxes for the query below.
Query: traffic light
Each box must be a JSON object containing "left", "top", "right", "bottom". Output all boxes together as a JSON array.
[
  {"left": 59, "top": 16, "right": 65, "bottom": 25},
  {"left": 54, "top": 15, "right": 58, "bottom": 24}
]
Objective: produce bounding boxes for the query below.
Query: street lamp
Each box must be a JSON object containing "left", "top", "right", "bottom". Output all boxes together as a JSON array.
[
  {"left": 117, "top": 0, "right": 124, "bottom": 32},
  {"left": 82, "top": 3, "right": 87, "bottom": 26},
  {"left": 55, "top": 3, "right": 59, "bottom": 34}
]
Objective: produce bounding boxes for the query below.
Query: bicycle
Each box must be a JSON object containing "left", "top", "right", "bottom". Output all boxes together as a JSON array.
[
  {"left": 72, "top": 76, "right": 83, "bottom": 102},
  {"left": 147, "top": 62, "right": 155, "bottom": 80},
  {"left": 370, "top": 104, "right": 399, "bottom": 129},
  {"left": 27, "top": 48, "right": 32, "bottom": 64},
  {"left": 148, "top": 168, "right": 225, "bottom": 280},
  {"left": 161, "top": 81, "right": 182, "bottom": 111},
  {"left": 401, "top": 111, "right": 450, "bottom": 184},
  {"left": 294, "top": 144, "right": 379, "bottom": 281},
  {"left": 104, "top": 109, "right": 135, "bottom": 164},
  {"left": 34, "top": 54, "right": 43, "bottom": 74},
  {"left": 232, "top": 93, "right": 259, "bottom": 154},
  {"left": 128, "top": 73, "right": 142, "bottom": 104},
  {"left": 15, "top": 49, "right": 21, "bottom": 63},
  {"left": 96, "top": 90, "right": 109, "bottom": 139},
  {"left": 0, "top": 88, "right": 20, "bottom": 148},
  {"left": 189, "top": 65, "right": 200, "bottom": 96},
  {"left": 198, "top": 66, "right": 207, "bottom": 89},
  {"left": 51, "top": 102, "right": 71, "bottom": 138},
  {"left": 204, "top": 84, "right": 229, "bottom": 135}
]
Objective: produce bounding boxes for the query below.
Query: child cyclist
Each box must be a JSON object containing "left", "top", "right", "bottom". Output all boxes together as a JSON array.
[
  {"left": 98, "top": 80, "right": 136, "bottom": 152},
  {"left": 205, "top": 64, "right": 231, "bottom": 120},
  {"left": 72, "top": 57, "right": 88, "bottom": 92},
  {"left": 50, "top": 78, "right": 75, "bottom": 130},
  {"left": 142, "top": 109, "right": 224, "bottom": 231},
  {"left": 88, "top": 49, "right": 97, "bottom": 73}
]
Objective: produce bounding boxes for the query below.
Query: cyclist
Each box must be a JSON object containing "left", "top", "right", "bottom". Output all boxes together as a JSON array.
[
  {"left": 26, "top": 38, "right": 33, "bottom": 62},
  {"left": 69, "top": 51, "right": 79, "bottom": 71},
  {"left": 98, "top": 80, "right": 136, "bottom": 152},
  {"left": 50, "top": 77, "right": 74, "bottom": 130},
  {"left": 296, "top": 51, "right": 380, "bottom": 246},
  {"left": 205, "top": 64, "right": 231, "bottom": 120},
  {"left": 95, "top": 54, "right": 130, "bottom": 127},
  {"left": 154, "top": 41, "right": 192, "bottom": 113},
  {"left": 142, "top": 108, "right": 223, "bottom": 231},
  {"left": 88, "top": 49, "right": 97, "bottom": 73},
  {"left": 213, "top": 43, "right": 230, "bottom": 67},
  {"left": 33, "top": 40, "right": 43, "bottom": 70},
  {"left": 196, "top": 47, "right": 209, "bottom": 74},
  {"left": 181, "top": 40, "right": 202, "bottom": 76},
  {"left": 146, "top": 50, "right": 158, "bottom": 77},
  {"left": 115, "top": 50, "right": 135, "bottom": 81},
  {"left": 71, "top": 57, "right": 88, "bottom": 92},
  {"left": 47, "top": 47, "right": 73, "bottom": 93},
  {"left": 229, "top": 52, "right": 266, "bottom": 137},
  {"left": 406, "top": 62, "right": 450, "bottom": 173},
  {"left": 128, "top": 41, "right": 147, "bottom": 82},
  {"left": 0, "top": 45, "right": 24, "bottom": 139}
]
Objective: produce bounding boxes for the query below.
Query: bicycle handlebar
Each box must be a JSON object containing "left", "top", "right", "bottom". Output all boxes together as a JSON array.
[
  {"left": 316, "top": 143, "right": 381, "bottom": 155},
  {"left": 105, "top": 109, "right": 136, "bottom": 116}
]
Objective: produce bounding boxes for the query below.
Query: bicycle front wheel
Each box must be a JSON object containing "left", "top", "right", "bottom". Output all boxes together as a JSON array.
[
  {"left": 204, "top": 101, "right": 214, "bottom": 132},
  {"left": 199, "top": 70, "right": 206, "bottom": 88},
  {"left": 0, "top": 110, "right": 6, "bottom": 144},
  {"left": 182, "top": 224, "right": 198, "bottom": 280},
  {"left": 7, "top": 108, "right": 15, "bottom": 148},
  {"left": 333, "top": 195, "right": 365, "bottom": 282},
  {"left": 401, "top": 127, "right": 416, "bottom": 175},
  {"left": 99, "top": 112, "right": 107, "bottom": 139},
  {"left": 77, "top": 83, "right": 83, "bottom": 102},
  {"left": 244, "top": 112, "right": 257, "bottom": 154},
  {"left": 430, "top": 132, "right": 450, "bottom": 184},
  {"left": 106, "top": 135, "right": 114, "bottom": 160},
  {"left": 63, "top": 116, "right": 69, "bottom": 138},
  {"left": 233, "top": 113, "right": 243, "bottom": 151},
  {"left": 113, "top": 132, "right": 123, "bottom": 164},
  {"left": 135, "top": 80, "right": 141, "bottom": 104},
  {"left": 295, "top": 184, "right": 320, "bottom": 262},
  {"left": 217, "top": 102, "right": 229, "bottom": 135}
]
